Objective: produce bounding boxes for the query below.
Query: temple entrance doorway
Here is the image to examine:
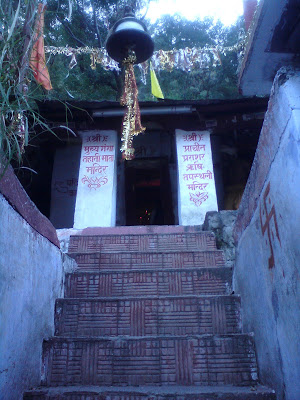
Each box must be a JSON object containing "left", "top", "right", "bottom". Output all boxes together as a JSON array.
[{"left": 124, "top": 157, "right": 175, "bottom": 226}]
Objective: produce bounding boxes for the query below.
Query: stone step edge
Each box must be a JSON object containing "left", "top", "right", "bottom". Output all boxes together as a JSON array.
[
  {"left": 56, "top": 294, "right": 240, "bottom": 302},
  {"left": 73, "top": 265, "right": 227, "bottom": 271},
  {"left": 72, "top": 268, "right": 228, "bottom": 275},
  {"left": 66, "top": 266, "right": 233, "bottom": 275},
  {"left": 69, "top": 232, "right": 215, "bottom": 239},
  {"left": 23, "top": 384, "right": 276, "bottom": 397},
  {"left": 68, "top": 233, "right": 217, "bottom": 248},
  {"left": 66, "top": 268, "right": 232, "bottom": 282},
  {"left": 68, "top": 249, "right": 223, "bottom": 255},
  {"left": 44, "top": 333, "right": 254, "bottom": 342},
  {"left": 68, "top": 225, "right": 204, "bottom": 236}
]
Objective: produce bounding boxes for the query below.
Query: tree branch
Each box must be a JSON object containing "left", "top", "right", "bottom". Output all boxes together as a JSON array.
[
  {"left": 140, "top": 0, "right": 150, "bottom": 20},
  {"left": 58, "top": 17, "right": 87, "bottom": 47},
  {"left": 91, "top": 0, "right": 102, "bottom": 48},
  {"left": 113, "top": 69, "right": 123, "bottom": 101},
  {"left": 18, "top": 1, "right": 38, "bottom": 93}
]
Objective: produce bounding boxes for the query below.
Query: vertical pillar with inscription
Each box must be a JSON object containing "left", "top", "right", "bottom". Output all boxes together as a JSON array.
[
  {"left": 74, "top": 130, "right": 117, "bottom": 228},
  {"left": 176, "top": 130, "right": 218, "bottom": 225}
]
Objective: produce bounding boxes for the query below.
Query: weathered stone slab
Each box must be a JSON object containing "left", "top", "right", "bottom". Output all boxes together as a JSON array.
[
  {"left": 74, "top": 131, "right": 117, "bottom": 229},
  {"left": 24, "top": 385, "right": 276, "bottom": 400},
  {"left": 81, "top": 225, "right": 204, "bottom": 235},
  {"left": 175, "top": 130, "right": 218, "bottom": 226},
  {"left": 203, "top": 211, "right": 237, "bottom": 267}
]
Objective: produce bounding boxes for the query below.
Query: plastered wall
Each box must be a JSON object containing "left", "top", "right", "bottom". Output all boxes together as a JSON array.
[
  {"left": 233, "top": 68, "right": 300, "bottom": 400},
  {"left": 0, "top": 193, "right": 76, "bottom": 400}
]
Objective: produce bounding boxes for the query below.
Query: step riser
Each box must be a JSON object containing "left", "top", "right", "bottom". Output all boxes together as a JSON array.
[
  {"left": 65, "top": 269, "right": 232, "bottom": 298},
  {"left": 55, "top": 297, "right": 241, "bottom": 337},
  {"left": 68, "top": 233, "right": 217, "bottom": 253},
  {"left": 70, "top": 251, "right": 225, "bottom": 272},
  {"left": 24, "top": 391, "right": 277, "bottom": 400},
  {"left": 42, "top": 336, "right": 257, "bottom": 387}
]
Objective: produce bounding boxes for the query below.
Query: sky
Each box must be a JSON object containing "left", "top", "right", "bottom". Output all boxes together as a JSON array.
[{"left": 144, "top": 0, "right": 244, "bottom": 26}]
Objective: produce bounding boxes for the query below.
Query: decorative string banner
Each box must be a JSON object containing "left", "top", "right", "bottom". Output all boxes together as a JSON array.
[
  {"left": 44, "top": 44, "right": 243, "bottom": 73},
  {"left": 44, "top": 46, "right": 121, "bottom": 71}
]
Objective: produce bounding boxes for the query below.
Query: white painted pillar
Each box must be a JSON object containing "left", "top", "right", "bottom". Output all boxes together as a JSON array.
[
  {"left": 176, "top": 130, "right": 218, "bottom": 225},
  {"left": 73, "top": 130, "right": 117, "bottom": 228}
]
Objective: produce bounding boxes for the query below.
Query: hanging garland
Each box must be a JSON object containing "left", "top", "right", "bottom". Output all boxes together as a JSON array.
[
  {"left": 120, "top": 51, "right": 145, "bottom": 160},
  {"left": 44, "top": 43, "right": 244, "bottom": 74},
  {"left": 44, "top": 46, "right": 120, "bottom": 71},
  {"left": 44, "top": 41, "right": 245, "bottom": 160}
]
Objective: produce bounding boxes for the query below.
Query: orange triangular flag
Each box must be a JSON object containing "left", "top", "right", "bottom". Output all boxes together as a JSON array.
[{"left": 30, "top": 3, "right": 53, "bottom": 90}]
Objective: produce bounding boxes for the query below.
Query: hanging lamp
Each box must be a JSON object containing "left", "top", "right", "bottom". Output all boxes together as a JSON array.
[{"left": 105, "top": 7, "right": 154, "bottom": 160}]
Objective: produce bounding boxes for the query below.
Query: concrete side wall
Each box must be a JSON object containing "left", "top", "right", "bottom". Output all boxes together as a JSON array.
[
  {"left": 233, "top": 68, "right": 300, "bottom": 400},
  {"left": 0, "top": 194, "right": 76, "bottom": 400}
]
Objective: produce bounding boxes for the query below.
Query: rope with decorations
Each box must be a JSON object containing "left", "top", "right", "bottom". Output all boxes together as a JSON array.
[
  {"left": 44, "top": 43, "right": 244, "bottom": 74},
  {"left": 44, "top": 40, "right": 247, "bottom": 160}
]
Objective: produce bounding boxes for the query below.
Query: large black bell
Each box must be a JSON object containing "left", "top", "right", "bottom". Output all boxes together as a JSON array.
[{"left": 105, "top": 9, "right": 154, "bottom": 64}]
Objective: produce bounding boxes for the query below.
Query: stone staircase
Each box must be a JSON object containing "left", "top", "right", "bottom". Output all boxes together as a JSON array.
[{"left": 24, "top": 227, "right": 276, "bottom": 399}]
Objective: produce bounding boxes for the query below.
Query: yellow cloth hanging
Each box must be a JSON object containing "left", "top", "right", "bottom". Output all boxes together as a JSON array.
[{"left": 150, "top": 62, "right": 164, "bottom": 99}]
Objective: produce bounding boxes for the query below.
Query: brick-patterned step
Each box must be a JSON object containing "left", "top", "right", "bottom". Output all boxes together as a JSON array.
[
  {"left": 42, "top": 335, "right": 258, "bottom": 387},
  {"left": 69, "top": 251, "right": 225, "bottom": 272},
  {"left": 24, "top": 385, "right": 277, "bottom": 400},
  {"left": 65, "top": 268, "right": 232, "bottom": 298},
  {"left": 68, "top": 233, "right": 217, "bottom": 253},
  {"left": 55, "top": 296, "right": 241, "bottom": 337}
]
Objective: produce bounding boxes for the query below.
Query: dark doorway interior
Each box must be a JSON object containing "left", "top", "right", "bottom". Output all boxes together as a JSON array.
[
  {"left": 125, "top": 158, "right": 175, "bottom": 226},
  {"left": 11, "top": 141, "right": 57, "bottom": 219}
]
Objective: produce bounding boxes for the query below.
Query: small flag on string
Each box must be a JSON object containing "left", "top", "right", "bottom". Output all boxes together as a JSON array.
[
  {"left": 30, "top": 3, "right": 53, "bottom": 90},
  {"left": 150, "top": 62, "right": 164, "bottom": 99}
]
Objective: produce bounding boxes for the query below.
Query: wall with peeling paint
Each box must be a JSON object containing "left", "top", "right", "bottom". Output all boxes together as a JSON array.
[{"left": 233, "top": 68, "right": 300, "bottom": 400}]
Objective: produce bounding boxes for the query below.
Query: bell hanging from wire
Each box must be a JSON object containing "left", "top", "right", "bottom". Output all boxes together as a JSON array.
[
  {"left": 105, "top": 6, "right": 154, "bottom": 64},
  {"left": 105, "top": 7, "right": 155, "bottom": 160}
]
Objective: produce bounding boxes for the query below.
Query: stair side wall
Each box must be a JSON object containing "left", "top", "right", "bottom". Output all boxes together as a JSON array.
[
  {"left": 0, "top": 194, "right": 76, "bottom": 400},
  {"left": 233, "top": 68, "right": 300, "bottom": 400}
]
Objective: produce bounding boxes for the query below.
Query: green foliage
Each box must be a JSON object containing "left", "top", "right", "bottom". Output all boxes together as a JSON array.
[
  {"left": 0, "top": 0, "right": 244, "bottom": 171},
  {"left": 149, "top": 14, "right": 243, "bottom": 100},
  {"left": 0, "top": 1, "right": 35, "bottom": 170},
  {"left": 0, "top": 1, "right": 63, "bottom": 173},
  {"left": 152, "top": 14, "right": 218, "bottom": 50},
  {"left": 42, "top": 2, "right": 243, "bottom": 102}
]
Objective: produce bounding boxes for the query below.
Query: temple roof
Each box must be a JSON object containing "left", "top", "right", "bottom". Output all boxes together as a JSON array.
[
  {"left": 239, "top": 0, "right": 300, "bottom": 96},
  {"left": 36, "top": 97, "right": 268, "bottom": 140}
]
